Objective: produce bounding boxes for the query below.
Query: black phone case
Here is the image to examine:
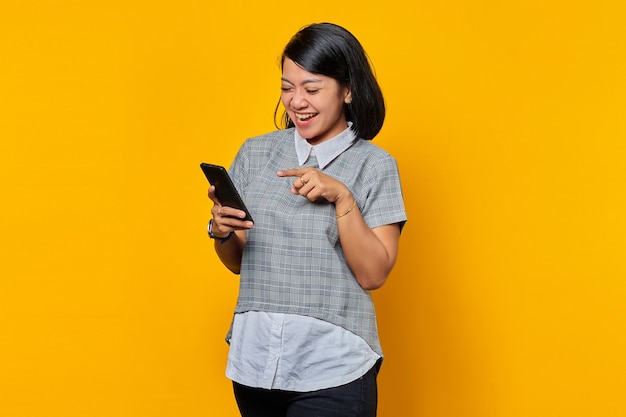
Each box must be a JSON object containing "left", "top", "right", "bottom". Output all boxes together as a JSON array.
[{"left": 200, "top": 163, "right": 254, "bottom": 222}]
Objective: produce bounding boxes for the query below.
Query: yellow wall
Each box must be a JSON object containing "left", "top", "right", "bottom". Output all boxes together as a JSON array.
[{"left": 1, "top": 1, "right": 624, "bottom": 416}]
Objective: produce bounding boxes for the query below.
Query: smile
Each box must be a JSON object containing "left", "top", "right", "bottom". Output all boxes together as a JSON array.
[{"left": 295, "top": 113, "right": 317, "bottom": 121}]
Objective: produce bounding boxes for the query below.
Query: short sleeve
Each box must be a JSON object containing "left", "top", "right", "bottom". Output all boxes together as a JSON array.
[{"left": 360, "top": 155, "right": 407, "bottom": 232}]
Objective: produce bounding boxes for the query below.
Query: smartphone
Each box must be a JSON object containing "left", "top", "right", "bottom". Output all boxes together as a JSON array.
[{"left": 200, "top": 163, "right": 254, "bottom": 223}]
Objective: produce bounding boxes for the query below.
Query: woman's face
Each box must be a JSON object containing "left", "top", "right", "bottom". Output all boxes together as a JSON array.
[{"left": 281, "top": 58, "right": 351, "bottom": 145}]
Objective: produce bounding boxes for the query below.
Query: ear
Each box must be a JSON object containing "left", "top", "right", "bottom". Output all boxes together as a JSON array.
[{"left": 344, "top": 85, "right": 352, "bottom": 104}]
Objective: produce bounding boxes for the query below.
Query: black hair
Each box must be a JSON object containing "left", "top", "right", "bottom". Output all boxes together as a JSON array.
[{"left": 273, "top": 23, "right": 386, "bottom": 140}]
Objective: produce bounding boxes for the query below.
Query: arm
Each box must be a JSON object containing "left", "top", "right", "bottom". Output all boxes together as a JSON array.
[{"left": 334, "top": 194, "right": 401, "bottom": 290}]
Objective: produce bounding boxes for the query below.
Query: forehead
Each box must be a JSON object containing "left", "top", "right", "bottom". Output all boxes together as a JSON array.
[{"left": 281, "top": 58, "right": 330, "bottom": 85}]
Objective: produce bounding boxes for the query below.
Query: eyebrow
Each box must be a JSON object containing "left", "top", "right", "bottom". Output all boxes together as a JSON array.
[{"left": 281, "top": 77, "right": 323, "bottom": 85}]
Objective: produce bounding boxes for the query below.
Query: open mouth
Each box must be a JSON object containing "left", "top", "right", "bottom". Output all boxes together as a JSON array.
[{"left": 295, "top": 113, "right": 317, "bottom": 121}]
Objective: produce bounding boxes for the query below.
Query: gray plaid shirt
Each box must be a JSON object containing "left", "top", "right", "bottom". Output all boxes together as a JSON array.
[{"left": 228, "top": 128, "right": 407, "bottom": 355}]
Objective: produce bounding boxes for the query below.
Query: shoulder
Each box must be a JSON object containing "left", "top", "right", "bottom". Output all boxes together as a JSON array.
[
  {"left": 232, "top": 129, "right": 293, "bottom": 167},
  {"left": 241, "top": 129, "right": 293, "bottom": 152},
  {"left": 350, "top": 139, "right": 395, "bottom": 159},
  {"left": 231, "top": 129, "right": 295, "bottom": 177},
  {"left": 348, "top": 139, "right": 399, "bottom": 172}
]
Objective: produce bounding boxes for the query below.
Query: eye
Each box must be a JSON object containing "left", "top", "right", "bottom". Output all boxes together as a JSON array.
[
  {"left": 281, "top": 86, "right": 293, "bottom": 93},
  {"left": 306, "top": 89, "right": 320, "bottom": 94}
]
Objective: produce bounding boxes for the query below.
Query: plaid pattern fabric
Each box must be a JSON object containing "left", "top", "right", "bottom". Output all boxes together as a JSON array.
[{"left": 228, "top": 129, "right": 407, "bottom": 355}]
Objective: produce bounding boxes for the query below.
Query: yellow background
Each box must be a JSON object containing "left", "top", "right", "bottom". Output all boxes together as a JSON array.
[{"left": 1, "top": 1, "right": 625, "bottom": 416}]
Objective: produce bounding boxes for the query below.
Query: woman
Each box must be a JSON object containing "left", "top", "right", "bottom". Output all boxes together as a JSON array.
[{"left": 207, "top": 22, "right": 407, "bottom": 417}]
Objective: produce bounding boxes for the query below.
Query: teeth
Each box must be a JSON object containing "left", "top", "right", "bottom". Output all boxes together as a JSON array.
[{"left": 295, "top": 113, "right": 316, "bottom": 120}]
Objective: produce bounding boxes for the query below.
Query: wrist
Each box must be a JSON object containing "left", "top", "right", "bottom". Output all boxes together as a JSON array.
[
  {"left": 208, "top": 218, "right": 234, "bottom": 243},
  {"left": 335, "top": 196, "right": 357, "bottom": 219},
  {"left": 334, "top": 191, "right": 352, "bottom": 209}
]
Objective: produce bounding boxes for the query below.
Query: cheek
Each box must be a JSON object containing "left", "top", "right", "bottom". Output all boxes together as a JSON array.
[{"left": 281, "top": 93, "right": 291, "bottom": 107}]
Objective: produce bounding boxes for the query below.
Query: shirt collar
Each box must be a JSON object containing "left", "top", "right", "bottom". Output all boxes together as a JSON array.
[{"left": 294, "top": 122, "right": 356, "bottom": 169}]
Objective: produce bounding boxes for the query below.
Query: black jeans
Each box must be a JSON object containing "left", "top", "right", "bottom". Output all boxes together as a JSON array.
[{"left": 233, "top": 360, "right": 381, "bottom": 417}]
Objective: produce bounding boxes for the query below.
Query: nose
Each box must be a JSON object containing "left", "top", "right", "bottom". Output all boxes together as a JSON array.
[{"left": 291, "top": 89, "right": 308, "bottom": 109}]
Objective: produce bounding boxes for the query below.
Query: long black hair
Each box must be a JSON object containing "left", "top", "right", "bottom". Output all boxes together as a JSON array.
[{"left": 274, "top": 23, "right": 386, "bottom": 140}]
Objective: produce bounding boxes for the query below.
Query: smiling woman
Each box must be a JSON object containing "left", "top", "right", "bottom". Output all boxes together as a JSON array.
[
  {"left": 206, "top": 22, "right": 407, "bottom": 417},
  {"left": 2, "top": 2, "right": 625, "bottom": 417}
]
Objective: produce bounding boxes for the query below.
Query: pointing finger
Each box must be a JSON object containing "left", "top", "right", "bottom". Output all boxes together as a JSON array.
[{"left": 277, "top": 168, "right": 309, "bottom": 178}]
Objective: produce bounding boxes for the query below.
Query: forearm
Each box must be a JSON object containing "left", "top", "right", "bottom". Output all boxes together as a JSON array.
[
  {"left": 213, "top": 230, "right": 246, "bottom": 274},
  {"left": 336, "top": 197, "right": 400, "bottom": 290}
]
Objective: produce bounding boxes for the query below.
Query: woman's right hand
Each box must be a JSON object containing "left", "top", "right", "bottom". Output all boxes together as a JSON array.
[{"left": 208, "top": 185, "right": 254, "bottom": 237}]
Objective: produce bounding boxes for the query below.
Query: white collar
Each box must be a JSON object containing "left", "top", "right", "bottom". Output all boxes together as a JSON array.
[{"left": 294, "top": 122, "right": 356, "bottom": 169}]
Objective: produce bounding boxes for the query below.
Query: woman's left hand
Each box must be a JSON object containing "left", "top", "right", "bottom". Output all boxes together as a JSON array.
[{"left": 277, "top": 168, "right": 350, "bottom": 204}]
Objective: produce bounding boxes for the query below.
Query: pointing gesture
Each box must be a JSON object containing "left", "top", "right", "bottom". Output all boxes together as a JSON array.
[{"left": 277, "top": 168, "right": 351, "bottom": 205}]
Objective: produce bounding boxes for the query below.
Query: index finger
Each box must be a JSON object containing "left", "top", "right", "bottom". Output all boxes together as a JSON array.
[{"left": 277, "top": 168, "right": 310, "bottom": 178}]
